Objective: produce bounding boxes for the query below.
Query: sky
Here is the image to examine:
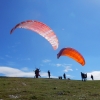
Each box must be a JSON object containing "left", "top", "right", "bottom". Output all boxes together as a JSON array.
[{"left": 0, "top": 0, "right": 100, "bottom": 80}]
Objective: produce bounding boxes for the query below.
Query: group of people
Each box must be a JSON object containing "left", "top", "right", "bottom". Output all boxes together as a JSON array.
[
  {"left": 34, "top": 68, "right": 67, "bottom": 79},
  {"left": 34, "top": 68, "right": 51, "bottom": 78},
  {"left": 81, "top": 72, "right": 94, "bottom": 81},
  {"left": 34, "top": 69, "right": 94, "bottom": 81},
  {"left": 58, "top": 73, "right": 68, "bottom": 79}
]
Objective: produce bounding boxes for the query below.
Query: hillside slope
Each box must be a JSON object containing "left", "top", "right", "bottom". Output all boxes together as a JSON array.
[{"left": 0, "top": 77, "right": 100, "bottom": 100}]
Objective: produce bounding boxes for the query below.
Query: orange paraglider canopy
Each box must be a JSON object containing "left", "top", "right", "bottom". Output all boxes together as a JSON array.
[
  {"left": 57, "top": 47, "right": 85, "bottom": 66},
  {"left": 10, "top": 20, "right": 59, "bottom": 50}
]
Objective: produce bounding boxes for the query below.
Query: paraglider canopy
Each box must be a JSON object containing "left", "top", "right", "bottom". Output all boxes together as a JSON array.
[
  {"left": 10, "top": 20, "right": 59, "bottom": 50},
  {"left": 57, "top": 47, "right": 85, "bottom": 66}
]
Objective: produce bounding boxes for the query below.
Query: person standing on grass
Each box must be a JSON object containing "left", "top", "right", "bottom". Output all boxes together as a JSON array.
[
  {"left": 81, "top": 72, "right": 84, "bottom": 81},
  {"left": 81, "top": 72, "right": 87, "bottom": 81},
  {"left": 48, "top": 70, "right": 50, "bottom": 78},
  {"left": 63, "top": 73, "right": 66, "bottom": 79},
  {"left": 91, "top": 74, "right": 94, "bottom": 80},
  {"left": 34, "top": 68, "right": 41, "bottom": 78}
]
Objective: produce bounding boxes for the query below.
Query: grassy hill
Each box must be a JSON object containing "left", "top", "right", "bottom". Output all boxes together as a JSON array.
[{"left": 0, "top": 77, "right": 100, "bottom": 100}]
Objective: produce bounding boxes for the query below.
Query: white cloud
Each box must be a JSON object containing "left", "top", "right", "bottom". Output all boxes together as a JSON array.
[
  {"left": 0, "top": 66, "right": 34, "bottom": 77},
  {"left": 56, "top": 64, "right": 62, "bottom": 67},
  {"left": 87, "top": 71, "right": 100, "bottom": 80},
  {"left": 49, "top": 63, "right": 73, "bottom": 73},
  {"left": 40, "top": 72, "right": 48, "bottom": 77},
  {"left": 48, "top": 63, "right": 62, "bottom": 67},
  {"left": 42, "top": 59, "right": 51, "bottom": 63},
  {"left": 63, "top": 66, "right": 73, "bottom": 72},
  {"left": 50, "top": 75, "right": 58, "bottom": 78},
  {"left": 53, "top": 63, "right": 73, "bottom": 72},
  {"left": 63, "top": 64, "right": 72, "bottom": 67},
  {"left": 21, "top": 67, "right": 29, "bottom": 71},
  {"left": 51, "top": 63, "right": 72, "bottom": 67},
  {"left": 39, "top": 72, "right": 58, "bottom": 78},
  {"left": 0, "top": 66, "right": 57, "bottom": 78}
]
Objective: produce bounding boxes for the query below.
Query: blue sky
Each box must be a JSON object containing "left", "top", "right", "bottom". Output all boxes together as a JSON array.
[{"left": 0, "top": 0, "right": 100, "bottom": 80}]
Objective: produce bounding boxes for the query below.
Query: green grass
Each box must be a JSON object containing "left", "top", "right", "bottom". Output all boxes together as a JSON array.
[{"left": 0, "top": 77, "right": 100, "bottom": 100}]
